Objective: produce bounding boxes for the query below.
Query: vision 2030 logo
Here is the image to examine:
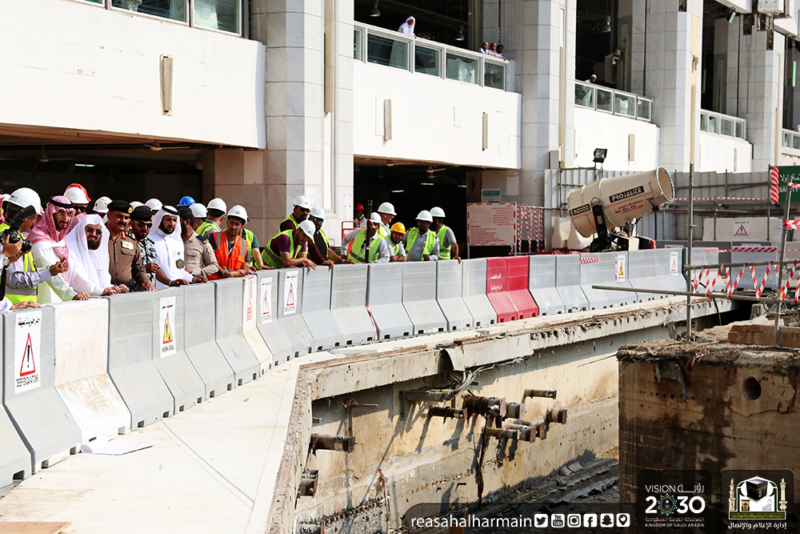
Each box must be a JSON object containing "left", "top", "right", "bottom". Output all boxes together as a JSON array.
[
  {"left": 727, "top": 475, "right": 789, "bottom": 521},
  {"left": 637, "top": 471, "right": 711, "bottom": 529}
]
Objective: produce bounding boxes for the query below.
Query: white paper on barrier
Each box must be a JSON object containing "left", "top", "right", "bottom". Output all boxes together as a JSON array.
[
  {"left": 615, "top": 254, "right": 626, "bottom": 283},
  {"left": 283, "top": 270, "right": 298, "bottom": 316},
  {"left": 260, "top": 277, "right": 273, "bottom": 323},
  {"left": 14, "top": 310, "right": 42, "bottom": 394},
  {"left": 670, "top": 251, "right": 680, "bottom": 275},
  {"left": 243, "top": 275, "right": 257, "bottom": 331},
  {"left": 159, "top": 296, "right": 177, "bottom": 358}
]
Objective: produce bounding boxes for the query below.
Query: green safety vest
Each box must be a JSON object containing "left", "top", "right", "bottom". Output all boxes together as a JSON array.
[
  {"left": 196, "top": 220, "right": 221, "bottom": 238},
  {"left": 281, "top": 214, "right": 302, "bottom": 230},
  {"left": 262, "top": 230, "right": 302, "bottom": 269},
  {"left": 436, "top": 224, "right": 452, "bottom": 260},
  {"left": 0, "top": 223, "right": 37, "bottom": 303},
  {"left": 386, "top": 237, "right": 403, "bottom": 256},
  {"left": 243, "top": 228, "right": 258, "bottom": 267},
  {"left": 406, "top": 228, "right": 436, "bottom": 260},
  {"left": 347, "top": 230, "right": 382, "bottom": 264},
  {"left": 377, "top": 223, "right": 389, "bottom": 239},
  {"left": 317, "top": 228, "right": 331, "bottom": 260}
]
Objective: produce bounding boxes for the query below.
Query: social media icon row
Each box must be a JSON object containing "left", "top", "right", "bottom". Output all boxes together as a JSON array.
[{"left": 533, "top": 513, "right": 630, "bottom": 528}]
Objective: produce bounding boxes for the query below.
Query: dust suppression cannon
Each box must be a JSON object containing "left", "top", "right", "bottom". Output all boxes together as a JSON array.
[{"left": 567, "top": 168, "right": 674, "bottom": 252}]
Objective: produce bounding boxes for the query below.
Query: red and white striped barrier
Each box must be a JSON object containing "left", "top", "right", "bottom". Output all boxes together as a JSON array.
[
  {"left": 580, "top": 257, "right": 600, "bottom": 264},
  {"left": 673, "top": 197, "right": 768, "bottom": 201},
  {"left": 784, "top": 220, "right": 800, "bottom": 230},
  {"left": 731, "top": 246, "right": 779, "bottom": 253}
]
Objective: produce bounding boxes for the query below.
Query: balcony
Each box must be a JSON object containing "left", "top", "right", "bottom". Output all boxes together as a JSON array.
[
  {"left": 352, "top": 23, "right": 521, "bottom": 170},
  {"left": 697, "top": 110, "right": 751, "bottom": 173},
  {"left": 572, "top": 81, "right": 658, "bottom": 171},
  {"left": 780, "top": 129, "right": 800, "bottom": 166}
]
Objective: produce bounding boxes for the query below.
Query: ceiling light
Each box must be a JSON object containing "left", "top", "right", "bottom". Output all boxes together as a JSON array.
[
  {"left": 421, "top": 182, "right": 434, "bottom": 186},
  {"left": 391, "top": 189, "right": 404, "bottom": 193},
  {"left": 386, "top": 160, "right": 395, "bottom": 167},
  {"left": 370, "top": 0, "right": 380, "bottom": 17},
  {"left": 455, "top": 26, "right": 465, "bottom": 42},
  {"left": 601, "top": 16, "right": 611, "bottom": 33}
]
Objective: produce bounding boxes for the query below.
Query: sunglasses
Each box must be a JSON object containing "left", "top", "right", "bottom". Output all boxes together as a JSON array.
[
  {"left": 85, "top": 228, "right": 102, "bottom": 236},
  {"left": 134, "top": 221, "right": 152, "bottom": 228},
  {"left": 75, "top": 206, "right": 87, "bottom": 214},
  {"left": 310, "top": 217, "right": 323, "bottom": 224},
  {"left": 299, "top": 208, "right": 310, "bottom": 213}
]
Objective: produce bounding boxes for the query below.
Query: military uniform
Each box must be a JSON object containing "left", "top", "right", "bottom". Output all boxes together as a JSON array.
[{"left": 108, "top": 233, "right": 150, "bottom": 288}]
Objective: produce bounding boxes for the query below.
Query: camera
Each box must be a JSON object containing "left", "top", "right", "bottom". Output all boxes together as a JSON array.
[{"left": 1, "top": 204, "right": 36, "bottom": 255}]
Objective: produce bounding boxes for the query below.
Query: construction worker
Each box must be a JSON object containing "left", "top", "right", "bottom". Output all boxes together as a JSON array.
[
  {"left": 189, "top": 203, "right": 207, "bottom": 231},
  {"left": 262, "top": 220, "right": 318, "bottom": 270},
  {"left": 307, "top": 207, "right": 344, "bottom": 266},
  {"left": 206, "top": 205, "right": 251, "bottom": 279},
  {"left": 93, "top": 196, "right": 112, "bottom": 215},
  {"left": 197, "top": 198, "right": 227, "bottom": 238},
  {"left": 404, "top": 210, "right": 440, "bottom": 261},
  {"left": 241, "top": 218, "right": 267, "bottom": 271},
  {"left": 354, "top": 204, "right": 366, "bottom": 228},
  {"left": 145, "top": 198, "right": 163, "bottom": 212},
  {"left": 346, "top": 213, "right": 390, "bottom": 264},
  {"left": 2, "top": 188, "right": 64, "bottom": 305},
  {"left": 177, "top": 196, "right": 195, "bottom": 208},
  {"left": 376, "top": 202, "right": 397, "bottom": 238},
  {"left": 430, "top": 207, "right": 460, "bottom": 261},
  {"left": 64, "top": 185, "right": 90, "bottom": 214},
  {"left": 280, "top": 196, "right": 312, "bottom": 231},
  {"left": 386, "top": 222, "right": 407, "bottom": 262}
]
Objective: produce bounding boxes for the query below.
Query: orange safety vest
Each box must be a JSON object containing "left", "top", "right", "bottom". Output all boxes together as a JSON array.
[{"left": 208, "top": 231, "right": 248, "bottom": 279}]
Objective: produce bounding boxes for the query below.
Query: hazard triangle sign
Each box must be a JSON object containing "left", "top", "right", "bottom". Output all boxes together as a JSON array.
[{"left": 19, "top": 333, "right": 36, "bottom": 376}]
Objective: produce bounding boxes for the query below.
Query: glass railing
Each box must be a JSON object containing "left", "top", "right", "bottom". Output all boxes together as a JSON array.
[
  {"left": 77, "top": 0, "right": 242, "bottom": 34},
  {"left": 700, "top": 110, "right": 746, "bottom": 140},
  {"left": 782, "top": 129, "right": 800, "bottom": 150},
  {"left": 353, "top": 22, "right": 510, "bottom": 91},
  {"left": 574, "top": 81, "right": 652, "bottom": 122}
]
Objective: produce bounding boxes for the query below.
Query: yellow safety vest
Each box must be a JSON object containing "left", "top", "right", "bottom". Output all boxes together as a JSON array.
[
  {"left": 0, "top": 223, "right": 37, "bottom": 303},
  {"left": 406, "top": 228, "right": 436, "bottom": 260},
  {"left": 347, "top": 230, "right": 382, "bottom": 264},
  {"left": 262, "top": 230, "right": 302, "bottom": 269},
  {"left": 436, "top": 224, "right": 452, "bottom": 260},
  {"left": 281, "top": 214, "right": 302, "bottom": 230},
  {"left": 196, "top": 220, "right": 221, "bottom": 238}
]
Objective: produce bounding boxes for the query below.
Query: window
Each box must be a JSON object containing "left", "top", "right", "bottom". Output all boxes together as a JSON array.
[
  {"left": 445, "top": 53, "right": 478, "bottom": 85},
  {"left": 708, "top": 115, "right": 718, "bottom": 134},
  {"left": 415, "top": 45, "right": 440, "bottom": 76},
  {"left": 614, "top": 93, "right": 636, "bottom": 117},
  {"left": 721, "top": 119, "right": 732, "bottom": 137},
  {"left": 484, "top": 62, "right": 505, "bottom": 89},
  {"left": 794, "top": 134, "right": 800, "bottom": 150},
  {"left": 575, "top": 84, "right": 595, "bottom": 108},
  {"left": 736, "top": 122, "right": 745, "bottom": 139},
  {"left": 784, "top": 133, "right": 791, "bottom": 148},
  {"left": 700, "top": 113, "right": 707, "bottom": 132},
  {"left": 193, "top": 0, "right": 240, "bottom": 34},
  {"left": 637, "top": 98, "right": 651, "bottom": 121},
  {"left": 112, "top": 0, "right": 188, "bottom": 23},
  {"left": 354, "top": 29, "right": 362, "bottom": 60},
  {"left": 367, "top": 33, "right": 408, "bottom": 70},
  {"left": 596, "top": 88, "right": 613, "bottom": 112}
]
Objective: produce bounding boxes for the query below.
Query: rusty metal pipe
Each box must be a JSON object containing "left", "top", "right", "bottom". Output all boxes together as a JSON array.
[
  {"left": 310, "top": 434, "right": 357, "bottom": 453},
  {"left": 427, "top": 407, "right": 469, "bottom": 419},
  {"left": 524, "top": 389, "right": 557, "bottom": 399},
  {"left": 483, "top": 427, "right": 520, "bottom": 440}
]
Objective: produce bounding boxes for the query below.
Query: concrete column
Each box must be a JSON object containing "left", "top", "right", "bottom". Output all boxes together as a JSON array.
[
  {"left": 483, "top": 0, "right": 576, "bottom": 207},
  {"left": 251, "top": 0, "right": 325, "bottom": 237},
  {"left": 631, "top": 0, "right": 703, "bottom": 173},
  {"left": 727, "top": 22, "right": 784, "bottom": 172}
]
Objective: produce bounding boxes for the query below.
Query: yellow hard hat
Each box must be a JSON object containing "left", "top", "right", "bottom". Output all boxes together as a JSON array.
[{"left": 391, "top": 222, "right": 406, "bottom": 234}]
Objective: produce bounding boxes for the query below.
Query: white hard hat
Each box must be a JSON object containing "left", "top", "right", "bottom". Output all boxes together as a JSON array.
[
  {"left": 64, "top": 186, "right": 90, "bottom": 205},
  {"left": 7, "top": 187, "right": 42, "bottom": 215},
  {"left": 190, "top": 203, "right": 208, "bottom": 219},
  {"left": 207, "top": 198, "right": 227, "bottom": 212},
  {"left": 416, "top": 210, "right": 433, "bottom": 222},
  {"left": 369, "top": 212, "right": 382, "bottom": 224},
  {"left": 145, "top": 198, "right": 163, "bottom": 211},
  {"left": 310, "top": 206, "right": 325, "bottom": 219},
  {"left": 93, "top": 196, "right": 112, "bottom": 214},
  {"left": 430, "top": 207, "right": 446, "bottom": 218},
  {"left": 227, "top": 205, "right": 248, "bottom": 221},
  {"left": 292, "top": 195, "right": 312, "bottom": 209},
  {"left": 299, "top": 220, "right": 316, "bottom": 238},
  {"left": 377, "top": 202, "right": 397, "bottom": 216},
  {"left": 130, "top": 201, "right": 144, "bottom": 209}
]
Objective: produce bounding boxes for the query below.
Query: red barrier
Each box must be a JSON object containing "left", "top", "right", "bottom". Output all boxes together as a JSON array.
[
  {"left": 486, "top": 258, "right": 518, "bottom": 322},
  {"left": 506, "top": 256, "right": 539, "bottom": 319}
]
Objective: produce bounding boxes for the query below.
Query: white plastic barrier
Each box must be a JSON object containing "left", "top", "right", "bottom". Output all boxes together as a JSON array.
[
  {"left": 106, "top": 292, "right": 175, "bottom": 429},
  {"left": 213, "top": 279, "right": 261, "bottom": 386},
  {"left": 461, "top": 259, "right": 496, "bottom": 327},
  {"left": 53, "top": 300, "right": 131, "bottom": 443},
  {"left": 436, "top": 261, "right": 472, "bottom": 330},
  {"left": 242, "top": 275, "right": 273, "bottom": 373},
  {"left": 183, "top": 284, "right": 235, "bottom": 398},
  {"left": 554, "top": 255, "right": 589, "bottom": 312},
  {"left": 255, "top": 270, "right": 294, "bottom": 365},
  {"left": 2, "top": 308, "right": 80, "bottom": 474},
  {"left": 628, "top": 250, "right": 666, "bottom": 301},
  {"left": 579, "top": 252, "right": 638, "bottom": 309},
  {"left": 277, "top": 269, "right": 315, "bottom": 357},
  {"left": 655, "top": 248, "right": 686, "bottom": 293},
  {"left": 528, "top": 256, "right": 566, "bottom": 315},
  {"left": 152, "top": 289, "right": 206, "bottom": 413},
  {"left": 402, "top": 262, "right": 447, "bottom": 335},
  {"left": 367, "top": 263, "right": 414, "bottom": 340},
  {"left": 301, "top": 268, "right": 343, "bottom": 351},
  {"left": 330, "top": 264, "right": 375, "bottom": 345}
]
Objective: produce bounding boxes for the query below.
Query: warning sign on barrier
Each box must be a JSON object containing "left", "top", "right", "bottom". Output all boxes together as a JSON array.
[
  {"left": 467, "top": 202, "right": 517, "bottom": 246},
  {"left": 670, "top": 251, "right": 680, "bottom": 275},
  {"left": 615, "top": 254, "right": 627, "bottom": 283},
  {"left": 283, "top": 271, "right": 298, "bottom": 315},
  {"left": 260, "top": 277, "right": 273, "bottom": 323},
  {"left": 733, "top": 219, "right": 751, "bottom": 237},
  {"left": 243, "top": 276, "right": 256, "bottom": 326},
  {"left": 159, "top": 296, "right": 177, "bottom": 357},
  {"left": 14, "top": 311, "right": 41, "bottom": 393}
]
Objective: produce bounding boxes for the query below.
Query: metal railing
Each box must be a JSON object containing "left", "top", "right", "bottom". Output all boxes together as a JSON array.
[
  {"left": 353, "top": 23, "right": 511, "bottom": 91},
  {"left": 700, "top": 110, "right": 747, "bottom": 140},
  {"left": 574, "top": 81, "right": 653, "bottom": 122},
  {"left": 782, "top": 129, "right": 800, "bottom": 150}
]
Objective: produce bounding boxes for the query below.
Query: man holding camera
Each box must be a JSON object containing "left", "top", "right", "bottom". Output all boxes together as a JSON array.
[{"left": 2, "top": 188, "right": 68, "bottom": 306}]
